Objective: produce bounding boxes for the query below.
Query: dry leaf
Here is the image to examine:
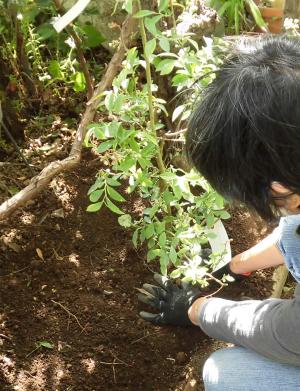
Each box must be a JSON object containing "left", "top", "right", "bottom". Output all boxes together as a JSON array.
[
  {"left": 51, "top": 208, "right": 65, "bottom": 218},
  {"left": 3, "top": 237, "right": 21, "bottom": 253},
  {"left": 36, "top": 248, "right": 44, "bottom": 260}
]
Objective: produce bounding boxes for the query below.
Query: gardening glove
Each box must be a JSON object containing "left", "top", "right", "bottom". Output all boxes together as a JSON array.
[
  {"left": 137, "top": 273, "right": 203, "bottom": 326},
  {"left": 212, "top": 262, "right": 251, "bottom": 282},
  {"left": 203, "top": 248, "right": 251, "bottom": 282}
]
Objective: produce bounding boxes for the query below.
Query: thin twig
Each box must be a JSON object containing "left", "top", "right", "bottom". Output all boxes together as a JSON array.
[
  {"left": 0, "top": 162, "right": 38, "bottom": 167},
  {"left": 112, "top": 360, "right": 117, "bottom": 384},
  {"left": 0, "top": 333, "right": 12, "bottom": 341},
  {"left": 99, "top": 361, "right": 126, "bottom": 365},
  {"left": 159, "top": 137, "right": 184, "bottom": 142},
  {"left": 206, "top": 272, "right": 226, "bottom": 287},
  {"left": 109, "top": 351, "right": 130, "bottom": 366},
  {"left": 51, "top": 299, "right": 85, "bottom": 332},
  {"left": 164, "top": 128, "right": 187, "bottom": 138},
  {"left": 0, "top": 266, "right": 30, "bottom": 278},
  {"left": 206, "top": 283, "right": 225, "bottom": 298},
  {"left": 131, "top": 331, "right": 161, "bottom": 344}
]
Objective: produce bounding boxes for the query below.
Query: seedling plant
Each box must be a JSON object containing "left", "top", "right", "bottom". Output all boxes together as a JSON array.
[{"left": 86, "top": 0, "right": 232, "bottom": 286}]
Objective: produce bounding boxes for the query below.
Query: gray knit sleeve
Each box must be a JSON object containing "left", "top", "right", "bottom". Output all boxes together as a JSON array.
[{"left": 196, "top": 286, "right": 300, "bottom": 365}]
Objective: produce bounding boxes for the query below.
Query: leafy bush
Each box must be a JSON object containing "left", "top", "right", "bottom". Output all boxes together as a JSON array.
[{"left": 86, "top": 0, "right": 232, "bottom": 286}]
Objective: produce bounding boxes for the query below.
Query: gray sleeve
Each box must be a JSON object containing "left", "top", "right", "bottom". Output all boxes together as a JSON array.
[{"left": 196, "top": 285, "right": 300, "bottom": 365}]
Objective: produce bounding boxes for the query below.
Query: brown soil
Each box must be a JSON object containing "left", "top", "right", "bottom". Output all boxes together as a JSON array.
[{"left": 0, "top": 153, "right": 276, "bottom": 391}]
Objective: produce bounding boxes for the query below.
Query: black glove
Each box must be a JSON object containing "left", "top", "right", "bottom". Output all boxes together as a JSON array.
[
  {"left": 212, "top": 262, "right": 251, "bottom": 282},
  {"left": 202, "top": 248, "right": 251, "bottom": 282},
  {"left": 137, "top": 274, "right": 203, "bottom": 326}
]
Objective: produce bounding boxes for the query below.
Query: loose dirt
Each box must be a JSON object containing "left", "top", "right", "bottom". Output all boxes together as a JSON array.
[{"left": 0, "top": 153, "right": 276, "bottom": 391}]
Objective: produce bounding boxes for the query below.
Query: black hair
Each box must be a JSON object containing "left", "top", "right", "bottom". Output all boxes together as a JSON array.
[{"left": 186, "top": 35, "right": 300, "bottom": 220}]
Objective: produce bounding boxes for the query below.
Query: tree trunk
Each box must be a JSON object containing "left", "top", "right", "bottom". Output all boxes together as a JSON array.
[
  {"left": 0, "top": 57, "right": 25, "bottom": 143},
  {"left": 285, "top": 0, "right": 300, "bottom": 18}
]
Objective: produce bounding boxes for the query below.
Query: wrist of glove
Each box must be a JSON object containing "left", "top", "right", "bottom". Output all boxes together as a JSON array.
[
  {"left": 137, "top": 274, "right": 202, "bottom": 327},
  {"left": 212, "top": 262, "right": 251, "bottom": 282}
]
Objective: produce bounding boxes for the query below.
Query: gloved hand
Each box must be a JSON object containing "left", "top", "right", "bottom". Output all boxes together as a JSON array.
[
  {"left": 137, "top": 273, "right": 203, "bottom": 326},
  {"left": 212, "top": 262, "right": 251, "bottom": 282},
  {"left": 203, "top": 248, "right": 251, "bottom": 282}
]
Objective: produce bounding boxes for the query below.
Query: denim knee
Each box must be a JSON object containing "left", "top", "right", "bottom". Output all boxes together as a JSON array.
[{"left": 202, "top": 347, "right": 300, "bottom": 391}]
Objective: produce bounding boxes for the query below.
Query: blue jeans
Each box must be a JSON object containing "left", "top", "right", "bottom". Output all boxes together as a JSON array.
[{"left": 203, "top": 347, "right": 300, "bottom": 391}]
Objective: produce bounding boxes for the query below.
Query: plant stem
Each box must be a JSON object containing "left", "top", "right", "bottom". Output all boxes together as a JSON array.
[
  {"left": 53, "top": 0, "right": 94, "bottom": 100},
  {"left": 136, "top": 0, "right": 165, "bottom": 174},
  {"left": 169, "top": 0, "right": 177, "bottom": 30}
]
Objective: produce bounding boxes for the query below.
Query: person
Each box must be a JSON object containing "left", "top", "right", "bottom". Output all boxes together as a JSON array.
[{"left": 138, "top": 35, "right": 300, "bottom": 390}]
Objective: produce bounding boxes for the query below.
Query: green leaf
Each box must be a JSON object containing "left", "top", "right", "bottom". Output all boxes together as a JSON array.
[
  {"left": 206, "top": 214, "right": 215, "bottom": 228},
  {"left": 147, "top": 248, "right": 161, "bottom": 262},
  {"left": 159, "top": 232, "right": 167, "bottom": 248},
  {"left": 82, "top": 24, "right": 106, "bottom": 48},
  {"left": 246, "top": 0, "right": 268, "bottom": 31},
  {"left": 37, "top": 341, "right": 54, "bottom": 349},
  {"left": 156, "top": 59, "right": 176, "bottom": 75},
  {"left": 163, "top": 190, "right": 174, "bottom": 205},
  {"left": 172, "top": 73, "right": 190, "bottom": 86},
  {"left": 181, "top": 276, "right": 193, "bottom": 283},
  {"left": 89, "top": 189, "right": 104, "bottom": 203},
  {"left": 173, "top": 185, "right": 182, "bottom": 199},
  {"left": 132, "top": 228, "right": 139, "bottom": 248},
  {"left": 158, "top": 0, "right": 169, "bottom": 12},
  {"left": 172, "top": 105, "right": 185, "bottom": 122},
  {"left": 88, "top": 179, "right": 104, "bottom": 195},
  {"left": 170, "top": 268, "right": 181, "bottom": 279},
  {"left": 159, "top": 251, "right": 169, "bottom": 276},
  {"left": 106, "top": 199, "right": 124, "bottom": 215},
  {"left": 159, "top": 36, "right": 170, "bottom": 52},
  {"left": 48, "top": 60, "right": 64, "bottom": 80},
  {"left": 97, "top": 140, "right": 113, "bottom": 154},
  {"left": 118, "top": 214, "right": 132, "bottom": 228},
  {"left": 144, "top": 15, "right": 162, "bottom": 36},
  {"left": 234, "top": 2, "right": 239, "bottom": 35},
  {"left": 219, "top": 210, "right": 231, "bottom": 219},
  {"left": 123, "top": 0, "right": 132, "bottom": 14},
  {"left": 159, "top": 171, "right": 177, "bottom": 181},
  {"left": 217, "top": 2, "right": 231, "bottom": 17},
  {"left": 107, "top": 186, "right": 125, "bottom": 202},
  {"left": 106, "top": 177, "right": 121, "bottom": 187},
  {"left": 105, "top": 92, "right": 115, "bottom": 112},
  {"left": 170, "top": 246, "right": 177, "bottom": 264},
  {"left": 134, "top": 10, "right": 156, "bottom": 18},
  {"left": 87, "top": 201, "right": 104, "bottom": 212},
  {"left": 145, "top": 38, "right": 156, "bottom": 58},
  {"left": 73, "top": 71, "right": 86, "bottom": 92},
  {"left": 36, "top": 23, "right": 56, "bottom": 40},
  {"left": 145, "top": 223, "right": 155, "bottom": 239},
  {"left": 116, "top": 157, "right": 136, "bottom": 171}
]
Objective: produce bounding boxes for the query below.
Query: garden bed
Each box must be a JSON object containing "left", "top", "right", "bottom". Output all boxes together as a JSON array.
[{"left": 0, "top": 152, "right": 276, "bottom": 391}]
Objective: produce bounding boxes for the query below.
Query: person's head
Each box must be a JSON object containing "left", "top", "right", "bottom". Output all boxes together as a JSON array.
[{"left": 186, "top": 35, "right": 300, "bottom": 220}]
